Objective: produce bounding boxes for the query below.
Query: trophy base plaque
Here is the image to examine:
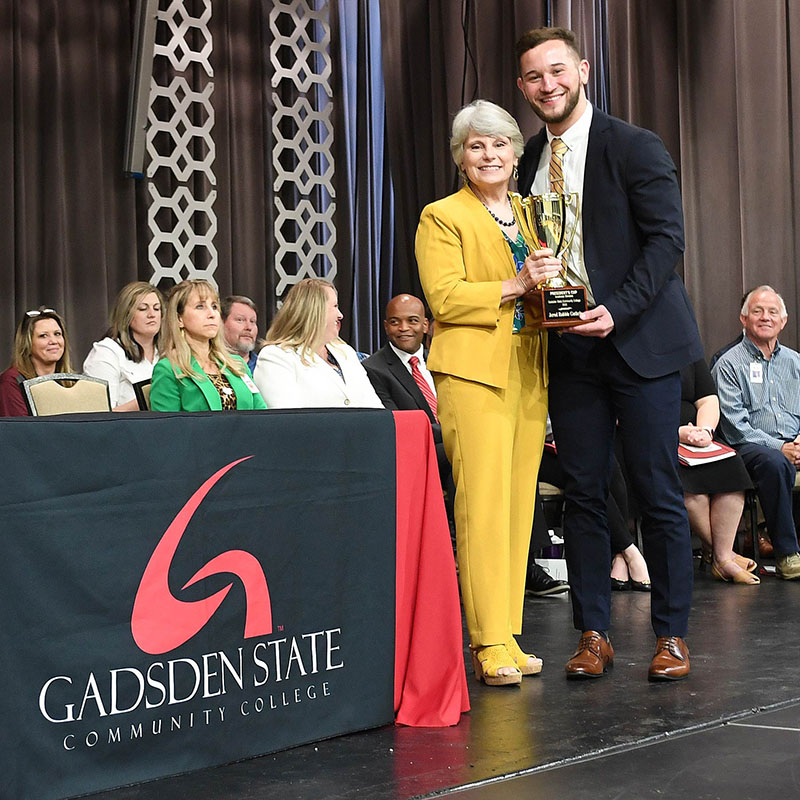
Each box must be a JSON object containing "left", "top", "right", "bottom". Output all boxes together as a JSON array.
[{"left": 526, "top": 285, "right": 587, "bottom": 329}]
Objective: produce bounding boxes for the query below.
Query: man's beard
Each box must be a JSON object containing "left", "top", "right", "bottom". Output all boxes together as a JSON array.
[
  {"left": 235, "top": 337, "right": 254, "bottom": 354},
  {"left": 532, "top": 84, "right": 580, "bottom": 125}
]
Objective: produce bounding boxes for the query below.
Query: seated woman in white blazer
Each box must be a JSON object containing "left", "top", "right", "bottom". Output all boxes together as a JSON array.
[{"left": 253, "top": 278, "right": 384, "bottom": 409}]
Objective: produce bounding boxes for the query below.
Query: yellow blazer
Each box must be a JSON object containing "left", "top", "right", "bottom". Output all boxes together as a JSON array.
[{"left": 415, "top": 184, "right": 544, "bottom": 389}]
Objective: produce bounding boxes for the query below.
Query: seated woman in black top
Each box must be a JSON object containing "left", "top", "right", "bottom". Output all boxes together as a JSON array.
[{"left": 679, "top": 359, "right": 757, "bottom": 585}]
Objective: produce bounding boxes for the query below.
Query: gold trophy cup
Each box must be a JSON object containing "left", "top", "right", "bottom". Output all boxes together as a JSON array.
[{"left": 510, "top": 192, "right": 587, "bottom": 328}]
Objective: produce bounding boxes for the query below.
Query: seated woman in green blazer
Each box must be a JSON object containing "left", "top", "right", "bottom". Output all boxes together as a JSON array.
[{"left": 150, "top": 279, "right": 267, "bottom": 412}]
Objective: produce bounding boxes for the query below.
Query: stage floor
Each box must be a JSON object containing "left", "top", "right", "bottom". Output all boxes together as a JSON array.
[{"left": 94, "top": 563, "right": 800, "bottom": 800}]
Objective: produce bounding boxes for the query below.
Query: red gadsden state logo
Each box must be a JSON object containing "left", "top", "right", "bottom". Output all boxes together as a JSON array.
[{"left": 131, "top": 456, "right": 272, "bottom": 655}]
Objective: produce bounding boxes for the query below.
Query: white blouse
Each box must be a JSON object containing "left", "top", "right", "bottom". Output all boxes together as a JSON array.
[
  {"left": 83, "top": 337, "right": 158, "bottom": 408},
  {"left": 253, "top": 341, "right": 384, "bottom": 409}
]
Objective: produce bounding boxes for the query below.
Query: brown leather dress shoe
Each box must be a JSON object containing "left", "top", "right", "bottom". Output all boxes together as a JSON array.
[
  {"left": 565, "top": 630, "right": 614, "bottom": 679},
  {"left": 648, "top": 636, "right": 690, "bottom": 681},
  {"left": 744, "top": 529, "right": 773, "bottom": 558}
]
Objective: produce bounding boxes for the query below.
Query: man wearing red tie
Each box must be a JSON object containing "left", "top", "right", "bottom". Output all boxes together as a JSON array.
[{"left": 363, "top": 295, "right": 452, "bottom": 493}]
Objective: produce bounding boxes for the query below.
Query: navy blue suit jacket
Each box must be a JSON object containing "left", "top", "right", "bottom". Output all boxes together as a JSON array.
[{"left": 518, "top": 108, "right": 703, "bottom": 378}]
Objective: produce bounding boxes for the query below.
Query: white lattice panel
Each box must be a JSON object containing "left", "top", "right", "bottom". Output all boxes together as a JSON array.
[
  {"left": 156, "top": 0, "right": 213, "bottom": 76},
  {"left": 147, "top": 184, "right": 218, "bottom": 285},
  {"left": 269, "top": 0, "right": 336, "bottom": 297},
  {"left": 269, "top": 1, "right": 331, "bottom": 92},
  {"left": 147, "top": 78, "right": 215, "bottom": 182},
  {"left": 271, "top": 96, "right": 334, "bottom": 193},
  {"left": 273, "top": 196, "right": 337, "bottom": 295},
  {"left": 145, "top": 0, "right": 218, "bottom": 286}
]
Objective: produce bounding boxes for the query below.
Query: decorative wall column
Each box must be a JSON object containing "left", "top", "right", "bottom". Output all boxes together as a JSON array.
[
  {"left": 269, "top": 0, "right": 336, "bottom": 300},
  {"left": 146, "top": 0, "right": 218, "bottom": 286}
]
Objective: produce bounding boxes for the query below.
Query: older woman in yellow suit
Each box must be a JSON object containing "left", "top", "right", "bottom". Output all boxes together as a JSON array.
[{"left": 416, "top": 100, "right": 562, "bottom": 686}]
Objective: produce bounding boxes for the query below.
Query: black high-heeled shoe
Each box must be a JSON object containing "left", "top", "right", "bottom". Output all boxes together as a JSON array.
[
  {"left": 610, "top": 577, "right": 630, "bottom": 591},
  {"left": 629, "top": 578, "right": 651, "bottom": 592}
]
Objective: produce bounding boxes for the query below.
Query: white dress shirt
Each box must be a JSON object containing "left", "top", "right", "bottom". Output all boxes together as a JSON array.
[
  {"left": 388, "top": 343, "right": 437, "bottom": 396},
  {"left": 531, "top": 101, "right": 595, "bottom": 304},
  {"left": 83, "top": 337, "right": 158, "bottom": 408}
]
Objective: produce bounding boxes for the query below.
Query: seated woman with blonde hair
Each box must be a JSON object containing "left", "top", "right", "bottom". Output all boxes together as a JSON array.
[
  {"left": 150, "top": 279, "right": 267, "bottom": 412},
  {"left": 0, "top": 307, "right": 74, "bottom": 416},
  {"left": 83, "top": 281, "right": 164, "bottom": 411},
  {"left": 253, "top": 278, "right": 383, "bottom": 409}
]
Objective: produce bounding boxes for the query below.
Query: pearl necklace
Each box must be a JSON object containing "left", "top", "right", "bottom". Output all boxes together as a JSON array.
[{"left": 481, "top": 198, "right": 516, "bottom": 228}]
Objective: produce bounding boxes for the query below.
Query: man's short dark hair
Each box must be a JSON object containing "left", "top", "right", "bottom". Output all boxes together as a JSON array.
[
  {"left": 515, "top": 27, "right": 583, "bottom": 74},
  {"left": 221, "top": 295, "right": 258, "bottom": 321}
]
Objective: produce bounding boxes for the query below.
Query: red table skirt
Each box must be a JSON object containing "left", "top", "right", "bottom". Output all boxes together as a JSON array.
[{"left": 392, "top": 411, "right": 470, "bottom": 726}]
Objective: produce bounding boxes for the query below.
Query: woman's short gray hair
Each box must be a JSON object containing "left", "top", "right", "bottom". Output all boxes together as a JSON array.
[{"left": 450, "top": 100, "right": 525, "bottom": 172}]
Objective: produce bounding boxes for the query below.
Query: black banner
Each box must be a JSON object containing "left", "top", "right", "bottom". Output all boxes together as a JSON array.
[{"left": 0, "top": 409, "right": 396, "bottom": 800}]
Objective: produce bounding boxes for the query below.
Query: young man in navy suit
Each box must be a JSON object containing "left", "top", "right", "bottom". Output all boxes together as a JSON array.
[{"left": 515, "top": 27, "right": 704, "bottom": 681}]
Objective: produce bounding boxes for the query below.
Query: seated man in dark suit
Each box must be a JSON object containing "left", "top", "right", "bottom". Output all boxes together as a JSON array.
[{"left": 363, "top": 295, "right": 453, "bottom": 499}]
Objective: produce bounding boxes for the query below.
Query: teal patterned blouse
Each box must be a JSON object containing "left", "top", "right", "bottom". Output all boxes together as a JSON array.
[{"left": 503, "top": 231, "right": 530, "bottom": 333}]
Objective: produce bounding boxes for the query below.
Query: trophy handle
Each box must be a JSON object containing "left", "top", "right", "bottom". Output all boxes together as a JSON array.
[
  {"left": 509, "top": 193, "right": 538, "bottom": 253},
  {"left": 557, "top": 192, "right": 581, "bottom": 259}
]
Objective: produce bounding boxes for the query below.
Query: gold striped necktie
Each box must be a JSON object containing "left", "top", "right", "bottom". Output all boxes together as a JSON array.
[
  {"left": 549, "top": 137, "right": 568, "bottom": 270},
  {"left": 549, "top": 137, "right": 567, "bottom": 194}
]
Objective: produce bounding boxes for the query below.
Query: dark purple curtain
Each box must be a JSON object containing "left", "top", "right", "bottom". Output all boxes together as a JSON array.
[
  {"left": 3, "top": 0, "right": 800, "bottom": 367},
  {"left": 379, "top": 0, "right": 800, "bottom": 355},
  {"left": 378, "top": 0, "right": 548, "bottom": 306},
  {"left": 0, "top": 1, "right": 144, "bottom": 364},
  {"left": 0, "top": 1, "right": 280, "bottom": 366}
]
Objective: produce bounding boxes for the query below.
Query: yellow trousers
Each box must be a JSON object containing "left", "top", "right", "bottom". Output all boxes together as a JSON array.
[{"left": 434, "top": 334, "right": 547, "bottom": 647}]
